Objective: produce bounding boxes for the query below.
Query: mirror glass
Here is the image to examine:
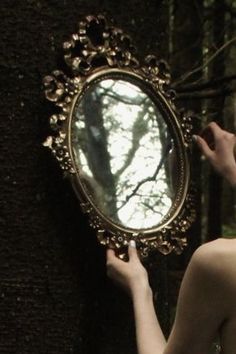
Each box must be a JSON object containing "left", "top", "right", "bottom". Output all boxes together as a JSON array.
[{"left": 71, "top": 78, "right": 179, "bottom": 229}]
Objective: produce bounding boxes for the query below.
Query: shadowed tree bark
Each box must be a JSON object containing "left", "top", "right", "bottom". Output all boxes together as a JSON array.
[
  {"left": 206, "top": 0, "right": 226, "bottom": 241},
  {"left": 172, "top": 0, "right": 203, "bottom": 259},
  {"left": 82, "top": 90, "right": 118, "bottom": 219}
]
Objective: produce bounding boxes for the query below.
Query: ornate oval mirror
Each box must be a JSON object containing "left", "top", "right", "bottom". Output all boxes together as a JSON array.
[{"left": 43, "top": 15, "right": 196, "bottom": 258}]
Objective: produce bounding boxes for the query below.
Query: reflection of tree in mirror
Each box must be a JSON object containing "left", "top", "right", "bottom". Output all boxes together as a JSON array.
[
  {"left": 72, "top": 79, "right": 177, "bottom": 229},
  {"left": 72, "top": 86, "right": 118, "bottom": 220}
]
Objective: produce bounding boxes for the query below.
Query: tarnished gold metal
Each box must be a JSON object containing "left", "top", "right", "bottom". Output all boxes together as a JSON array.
[{"left": 43, "top": 15, "right": 196, "bottom": 258}]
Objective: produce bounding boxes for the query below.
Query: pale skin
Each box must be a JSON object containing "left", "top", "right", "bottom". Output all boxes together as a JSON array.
[{"left": 106, "top": 122, "right": 236, "bottom": 354}]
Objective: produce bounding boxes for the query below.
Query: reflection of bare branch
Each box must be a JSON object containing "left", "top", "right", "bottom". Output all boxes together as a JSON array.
[
  {"left": 100, "top": 90, "right": 149, "bottom": 106},
  {"left": 117, "top": 173, "right": 166, "bottom": 200},
  {"left": 141, "top": 201, "right": 164, "bottom": 215},
  {"left": 116, "top": 140, "right": 172, "bottom": 212},
  {"left": 125, "top": 209, "right": 139, "bottom": 226},
  {"left": 135, "top": 191, "right": 165, "bottom": 198},
  {"left": 98, "top": 83, "right": 155, "bottom": 180},
  {"left": 98, "top": 82, "right": 148, "bottom": 106}
]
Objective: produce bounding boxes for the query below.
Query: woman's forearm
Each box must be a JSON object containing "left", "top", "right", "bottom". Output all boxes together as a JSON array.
[
  {"left": 132, "top": 286, "right": 166, "bottom": 354},
  {"left": 224, "top": 166, "right": 236, "bottom": 187},
  {"left": 106, "top": 244, "right": 166, "bottom": 354}
]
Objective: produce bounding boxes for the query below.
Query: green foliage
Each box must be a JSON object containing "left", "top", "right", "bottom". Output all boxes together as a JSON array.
[{"left": 222, "top": 224, "right": 236, "bottom": 238}]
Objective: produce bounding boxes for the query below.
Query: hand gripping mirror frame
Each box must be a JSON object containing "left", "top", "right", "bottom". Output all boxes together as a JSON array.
[{"left": 43, "top": 14, "right": 196, "bottom": 259}]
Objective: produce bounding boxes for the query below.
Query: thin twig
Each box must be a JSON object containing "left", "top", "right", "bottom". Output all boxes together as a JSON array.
[
  {"left": 176, "top": 87, "right": 234, "bottom": 100},
  {"left": 174, "top": 36, "right": 236, "bottom": 86},
  {"left": 115, "top": 142, "right": 172, "bottom": 213},
  {"left": 173, "top": 74, "right": 236, "bottom": 93}
]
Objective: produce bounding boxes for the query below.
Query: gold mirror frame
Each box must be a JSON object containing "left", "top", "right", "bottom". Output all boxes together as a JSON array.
[{"left": 43, "top": 15, "right": 196, "bottom": 258}]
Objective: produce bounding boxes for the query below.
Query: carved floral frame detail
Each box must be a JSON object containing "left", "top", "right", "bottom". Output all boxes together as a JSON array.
[{"left": 43, "top": 15, "right": 196, "bottom": 258}]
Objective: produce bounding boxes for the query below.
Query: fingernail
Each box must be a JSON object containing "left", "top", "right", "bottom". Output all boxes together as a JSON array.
[
  {"left": 192, "top": 135, "right": 198, "bottom": 142},
  {"left": 129, "top": 240, "right": 136, "bottom": 248}
]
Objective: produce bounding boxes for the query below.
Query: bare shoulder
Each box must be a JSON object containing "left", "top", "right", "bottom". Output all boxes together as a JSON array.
[
  {"left": 191, "top": 238, "right": 236, "bottom": 287},
  {"left": 192, "top": 237, "right": 236, "bottom": 263},
  {"left": 193, "top": 238, "right": 236, "bottom": 260}
]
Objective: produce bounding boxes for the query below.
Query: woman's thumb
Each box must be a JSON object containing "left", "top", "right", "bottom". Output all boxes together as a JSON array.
[{"left": 128, "top": 240, "right": 138, "bottom": 261}]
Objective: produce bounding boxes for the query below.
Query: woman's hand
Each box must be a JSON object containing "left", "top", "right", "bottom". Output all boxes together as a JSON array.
[
  {"left": 194, "top": 122, "right": 236, "bottom": 186},
  {"left": 106, "top": 241, "right": 151, "bottom": 299},
  {"left": 107, "top": 241, "right": 167, "bottom": 354}
]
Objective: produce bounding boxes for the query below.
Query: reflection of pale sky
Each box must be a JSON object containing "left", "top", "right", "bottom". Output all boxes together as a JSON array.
[
  {"left": 105, "top": 86, "right": 158, "bottom": 174},
  {"left": 101, "top": 79, "right": 142, "bottom": 98},
  {"left": 73, "top": 79, "right": 173, "bottom": 229},
  {"left": 79, "top": 150, "right": 93, "bottom": 177}
]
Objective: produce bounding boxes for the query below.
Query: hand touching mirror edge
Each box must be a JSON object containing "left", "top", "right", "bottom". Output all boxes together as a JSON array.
[
  {"left": 107, "top": 239, "right": 232, "bottom": 354},
  {"left": 107, "top": 241, "right": 167, "bottom": 354},
  {"left": 193, "top": 122, "right": 236, "bottom": 187}
]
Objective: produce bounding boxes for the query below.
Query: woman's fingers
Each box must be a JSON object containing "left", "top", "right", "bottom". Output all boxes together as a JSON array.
[
  {"left": 198, "top": 122, "right": 222, "bottom": 150},
  {"left": 207, "top": 121, "right": 222, "bottom": 137},
  {"left": 106, "top": 248, "right": 123, "bottom": 269},
  {"left": 107, "top": 241, "right": 139, "bottom": 264},
  {"left": 128, "top": 240, "right": 139, "bottom": 262},
  {"left": 106, "top": 249, "right": 121, "bottom": 280},
  {"left": 194, "top": 135, "right": 213, "bottom": 159},
  {"left": 106, "top": 248, "right": 115, "bottom": 259}
]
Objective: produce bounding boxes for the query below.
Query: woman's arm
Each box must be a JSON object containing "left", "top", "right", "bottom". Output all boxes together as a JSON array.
[
  {"left": 107, "top": 241, "right": 166, "bottom": 354},
  {"left": 194, "top": 121, "right": 236, "bottom": 186},
  {"left": 132, "top": 285, "right": 166, "bottom": 354},
  {"left": 107, "top": 240, "right": 229, "bottom": 354}
]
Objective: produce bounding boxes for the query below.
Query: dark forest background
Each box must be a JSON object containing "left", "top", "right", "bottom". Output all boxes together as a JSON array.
[{"left": 1, "top": 0, "right": 236, "bottom": 353}]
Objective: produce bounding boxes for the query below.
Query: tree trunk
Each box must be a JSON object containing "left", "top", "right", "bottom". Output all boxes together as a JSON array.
[
  {"left": 206, "top": 0, "right": 226, "bottom": 241},
  {"left": 172, "top": 0, "right": 204, "bottom": 257}
]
